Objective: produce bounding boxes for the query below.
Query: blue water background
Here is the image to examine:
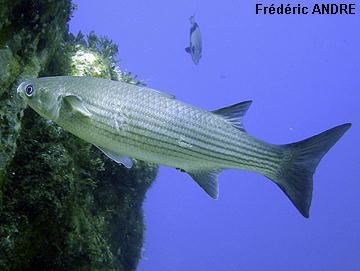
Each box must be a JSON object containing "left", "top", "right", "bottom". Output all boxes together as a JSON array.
[{"left": 70, "top": 1, "right": 359, "bottom": 270}]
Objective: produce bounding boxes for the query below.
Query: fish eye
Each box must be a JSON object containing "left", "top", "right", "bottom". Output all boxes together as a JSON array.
[{"left": 25, "top": 84, "right": 35, "bottom": 97}]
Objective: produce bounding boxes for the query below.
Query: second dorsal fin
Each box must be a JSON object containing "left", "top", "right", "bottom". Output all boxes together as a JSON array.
[{"left": 212, "top": 100, "right": 252, "bottom": 131}]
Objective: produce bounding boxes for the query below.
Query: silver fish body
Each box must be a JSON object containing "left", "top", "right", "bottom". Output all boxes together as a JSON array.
[
  {"left": 17, "top": 76, "right": 351, "bottom": 217},
  {"left": 185, "top": 15, "right": 202, "bottom": 64}
]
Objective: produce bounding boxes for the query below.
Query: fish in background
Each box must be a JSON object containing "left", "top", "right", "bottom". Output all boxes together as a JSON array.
[
  {"left": 185, "top": 15, "right": 202, "bottom": 64},
  {"left": 17, "top": 76, "right": 351, "bottom": 218}
]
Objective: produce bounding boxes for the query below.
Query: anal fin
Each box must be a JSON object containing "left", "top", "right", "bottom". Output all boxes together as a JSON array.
[{"left": 188, "top": 170, "right": 221, "bottom": 199}]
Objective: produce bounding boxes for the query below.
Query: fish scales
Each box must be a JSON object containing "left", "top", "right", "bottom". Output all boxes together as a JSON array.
[
  {"left": 61, "top": 77, "right": 278, "bottom": 172},
  {"left": 127, "top": 90, "right": 280, "bottom": 164},
  {"left": 83, "top": 82, "right": 281, "bottom": 172},
  {"left": 67, "top": 77, "right": 280, "bottom": 167},
  {"left": 123, "top": 84, "right": 277, "bottom": 170}
]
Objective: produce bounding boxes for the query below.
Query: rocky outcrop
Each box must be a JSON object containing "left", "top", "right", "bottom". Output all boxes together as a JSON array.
[{"left": 0, "top": 1, "right": 157, "bottom": 270}]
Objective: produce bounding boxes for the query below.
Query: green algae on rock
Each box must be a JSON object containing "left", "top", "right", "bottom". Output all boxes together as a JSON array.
[{"left": 0, "top": 1, "right": 157, "bottom": 270}]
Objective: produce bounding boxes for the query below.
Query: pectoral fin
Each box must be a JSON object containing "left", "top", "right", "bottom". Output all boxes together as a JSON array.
[
  {"left": 185, "top": 46, "right": 191, "bottom": 54},
  {"left": 62, "top": 95, "right": 92, "bottom": 117},
  {"left": 96, "top": 146, "right": 133, "bottom": 169},
  {"left": 188, "top": 170, "right": 221, "bottom": 199}
]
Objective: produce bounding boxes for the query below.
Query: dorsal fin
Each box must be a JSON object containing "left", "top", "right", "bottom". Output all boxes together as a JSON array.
[{"left": 212, "top": 100, "right": 252, "bottom": 132}]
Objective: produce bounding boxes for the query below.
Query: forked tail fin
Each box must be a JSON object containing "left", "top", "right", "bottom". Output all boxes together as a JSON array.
[{"left": 265, "top": 123, "right": 351, "bottom": 218}]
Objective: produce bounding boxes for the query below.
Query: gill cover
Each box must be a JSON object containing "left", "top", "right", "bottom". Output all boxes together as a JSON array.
[{"left": 46, "top": 94, "right": 92, "bottom": 121}]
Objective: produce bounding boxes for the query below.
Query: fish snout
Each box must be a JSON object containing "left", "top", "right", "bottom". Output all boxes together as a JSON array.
[{"left": 16, "top": 81, "right": 27, "bottom": 97}]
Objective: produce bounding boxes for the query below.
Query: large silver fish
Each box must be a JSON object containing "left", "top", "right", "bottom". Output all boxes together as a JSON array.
[
  {"left": 185, "top": 15, "right": 202, "bottom": 64},
  {"left": 17, "top": 76, "right": 351, "bottom": 217}
]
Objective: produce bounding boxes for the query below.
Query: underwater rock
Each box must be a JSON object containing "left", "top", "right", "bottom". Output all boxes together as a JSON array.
[{"left": 0, "top": 1, "right": 157, "bottom": 270}]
